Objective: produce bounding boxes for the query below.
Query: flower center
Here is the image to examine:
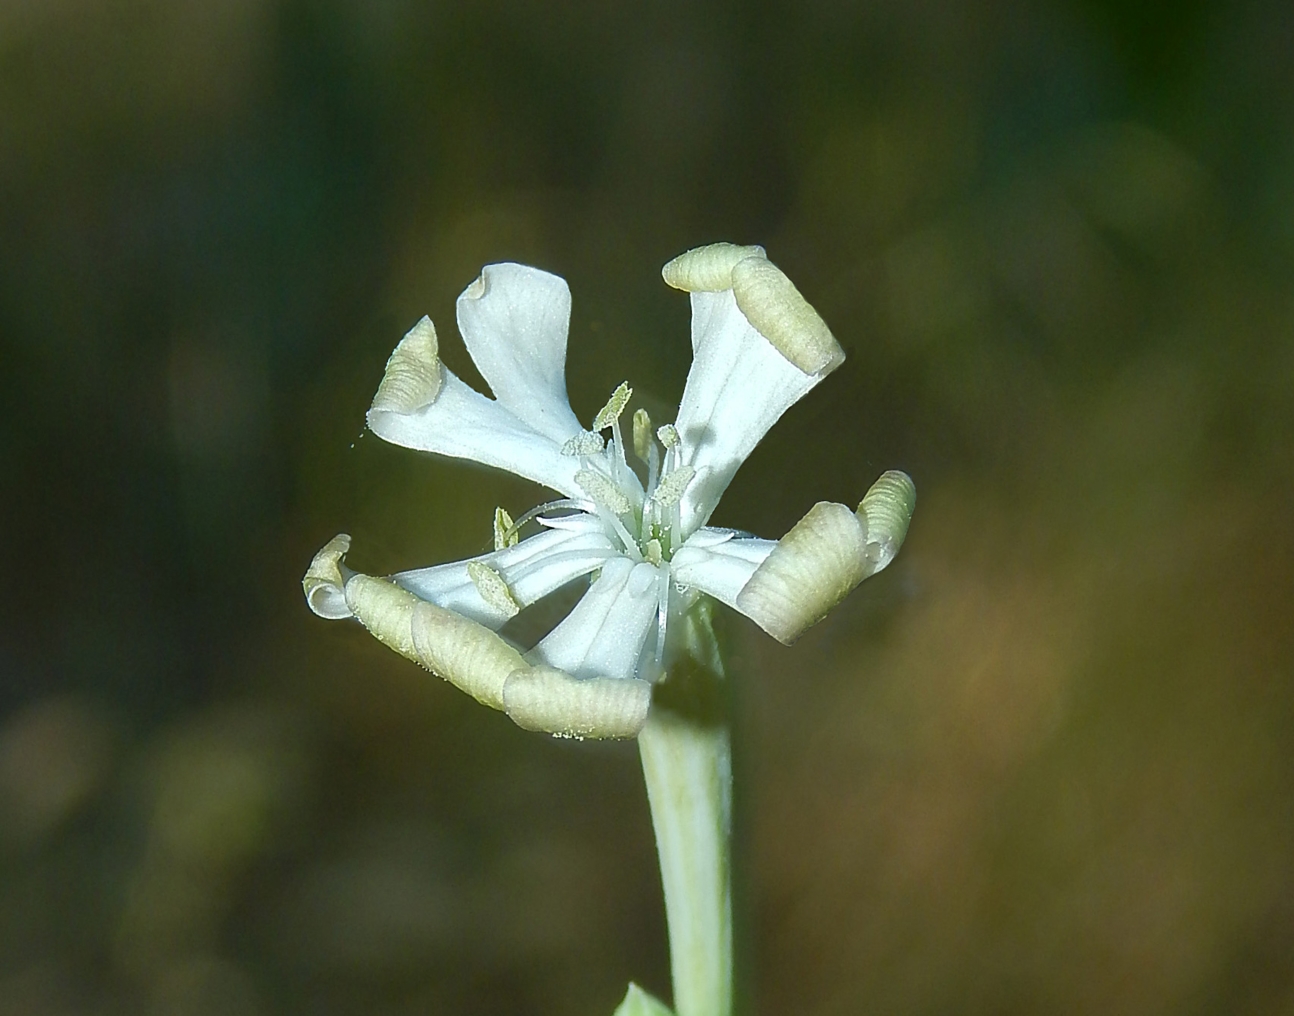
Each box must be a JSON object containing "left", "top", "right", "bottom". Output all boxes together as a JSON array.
[{"left": 564, "top": 383, "right": 695, "bottom": 566}]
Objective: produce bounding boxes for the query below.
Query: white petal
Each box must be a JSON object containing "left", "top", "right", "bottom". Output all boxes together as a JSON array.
[
  {"left": 673, "top": 289, "right": 829, "bottom": 535},
  {"left": 670, "top": 530, "right": 776, "bottom": 612},
  {"left": 456, "top": 263, "right": 584, "bottom": 444},
  {"left": 392, "top": 515, "right": 617, "bottom": 629},
  {"left": 530, "top": 556, "right": 660, "bottom": 681},
  {"left": 367, "top": 365, "right": 583, "bottom": 496}
]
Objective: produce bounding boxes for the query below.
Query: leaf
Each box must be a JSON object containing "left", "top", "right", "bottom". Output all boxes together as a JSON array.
[{"left": 612, "top": 982, "right": 674, "bottom": 1016}]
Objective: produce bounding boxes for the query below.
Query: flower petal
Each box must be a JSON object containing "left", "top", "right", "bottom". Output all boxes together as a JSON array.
[
  {"left": 456, "top": 263, "right": 584, "bottom": 444},
  {"left": 857, "top": 469, "right": 917, "bottom": 573},
  {"left": 367, "top": 365, "right": 583, "bottom": 496},
  {"left": 734, "top": 472, "right": 915, "bottom": 644},
  {"left": 734, "top": 501, "right": 869, "bottom": 645},
  {"left": 407, "top": 598, "right": 529, "bottom": 710},
  {"left": 670, "top": 529, "right": 776, "bottom": 613},
  {"left": 503, "top": 665, "right": 651, "bottom": 739},
  {"left": 673, "top": 288, "right": 833, "bottom": 535},
  {"left": 392, "top": 516, "right": 617, "bottom": 629},
  {"left": 303, "top": 533, "right": 353, "bottom": 619},
  {"left": 530, "top": 556, "right": 661, "bottom": 681}
]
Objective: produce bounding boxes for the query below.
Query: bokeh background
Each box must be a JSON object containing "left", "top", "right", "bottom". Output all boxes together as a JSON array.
[{"left": 3, "top": 0, "right": 1294, "bottom": 1013}]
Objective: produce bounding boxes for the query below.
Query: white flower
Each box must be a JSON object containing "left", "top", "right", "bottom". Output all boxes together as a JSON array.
[{"left": 303, "top": 243, "right": 915, "bottom": 739}]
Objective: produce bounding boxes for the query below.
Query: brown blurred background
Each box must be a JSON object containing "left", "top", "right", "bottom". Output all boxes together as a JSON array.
[{"left": 3, "top": 0, "right": 1294, "bottom": 1013}]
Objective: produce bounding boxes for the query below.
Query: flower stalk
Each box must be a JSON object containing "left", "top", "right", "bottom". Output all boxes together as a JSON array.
[{"left": 639, "top": 601, "right": 732, "bottom": 1016}]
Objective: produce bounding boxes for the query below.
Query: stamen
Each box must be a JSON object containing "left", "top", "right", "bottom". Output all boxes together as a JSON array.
[
  {"left": 632, "top": 408, "right": 653, "bottom": 462},
  {"left": 646, "top": 440, "right": 660, "bottom": 496},
  {"left": 654, "top": 562, "right": 672, "bottom": 668},
  {"left": 493, "top": 507, "right": 519, "bottom": 551},
  {"left": 467, "top": 562, "right": 521, "bottom": 618},
  {"left": 647, "top": 464, "right": 695, "bottom": 511},
  {"left": 592, "top": 382, "right": 633, "bottom": 432},
  {"left": 561, "top": 431, "right": 605, "bottom": 456},
  {"left": 575, "top": 469, "right": 633, "bottom": 516},
  {"left": 506, "top": 498, "right": 585, "bottom": 541}
]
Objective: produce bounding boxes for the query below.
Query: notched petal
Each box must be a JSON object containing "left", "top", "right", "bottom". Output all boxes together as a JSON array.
[
  {"left": 735, "top": 502, "right": 868, "bottom": 645},
  {"left": 661, "top": 242, "right": 766, "bottom": 292},
  {"left": 503, "top": 665, "right": 651, "bottom": 739},
  {"left": 857, "top": 469, "right": 916, "bottom": 573},
  {"left": 303, "top": 533, "right": 353, "bottom": 619},
  {"left": 371, "top": 316, "right": 442, "bottom": 414},
  {"left": 730, "top": 257, "right": 844, "bottom": 376}
]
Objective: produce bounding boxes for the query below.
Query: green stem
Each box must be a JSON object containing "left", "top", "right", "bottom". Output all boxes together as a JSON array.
[{"left": 638, "top": 603, "right": 732, "bottom": 1016}]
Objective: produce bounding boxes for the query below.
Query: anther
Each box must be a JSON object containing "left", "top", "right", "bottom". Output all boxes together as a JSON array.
[
  {"left": 632, "top": 408, "right": 653, "bottom": 462},
  {"left": 467, "top": 562, "right": 521, "bottom": 618},
  {"left": 562, "top": 431, "right": 605, "bottom": 456},
  {"left": 575, "top": 469, "right": 634, "bottom": 516},
  {"left": 493, "top": 507, "right": 519, "bottom": 551},
  {"left": 657, "top": 423, "right": 680, "bottom": 449},
  {"left": 592, "top": 382, "right": 633, "bottom": 432},
  {"left": 648, "top": 464, "right": 695, "bottom": 510}
]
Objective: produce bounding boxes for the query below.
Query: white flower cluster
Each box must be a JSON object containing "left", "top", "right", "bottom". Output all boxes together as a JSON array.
[{"left": 304, "top": 243, "right": 914, "bottom": 739}]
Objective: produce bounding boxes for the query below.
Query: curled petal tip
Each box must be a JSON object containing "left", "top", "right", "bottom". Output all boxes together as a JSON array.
[
  {"left": 857, "top": 469, "right": 916, "bottom": 573},
  {"left": 661, "top": 242, "right": 766, "bottom": 292},
  {"left": 370, "top": 315, "right": 442, "bottom": 415},
  {"left": 735, "top": 501, "right": 869, "bottom": 644},
  {"left": 503, "top": 666, "right": 652, "bottom": 739},
  {"left": 730, "top": 257, "right": 844, "bottom": 376},
  {"left": 303, "top": 534, "right": 353, "bottom": 619}
]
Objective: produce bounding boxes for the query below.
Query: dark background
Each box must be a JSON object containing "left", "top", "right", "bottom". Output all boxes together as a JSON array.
[{"left": 3, "top": 0, "right": 1294, "bottom": 1013}]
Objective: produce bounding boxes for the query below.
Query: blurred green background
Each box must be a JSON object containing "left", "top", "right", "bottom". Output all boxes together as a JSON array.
[{"left": 3, "top": 0, "right": 1294, "bottom": 1013}]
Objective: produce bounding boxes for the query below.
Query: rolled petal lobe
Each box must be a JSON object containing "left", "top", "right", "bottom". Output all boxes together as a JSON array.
[
  {"left": 343, "top": 573, "right": 425, "bottom": 662},
  {"left": 503, "top": 665, "right": 652, "bottom": 739},
  {"left": 858, "top": 469, "right": 916, "bottom": 573},
  {"left": 409, "top": 600, "right": 529, "bottom": 710},
  {"left": 371, "top": 316, "right": 442, "bottom": 414},
  {"left": 734, "top": 502, "right": 869, "bottom": 645},
  {"left": 730, "top": 256, "right": 844, "bottom": 375},
  {"left": 661, "top": 242, "right": 766, "bottom": 292}
]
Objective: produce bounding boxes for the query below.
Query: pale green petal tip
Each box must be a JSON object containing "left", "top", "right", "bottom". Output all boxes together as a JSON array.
[
  {"left": 503, "top": 666, "right": 652, "bottom": 740},
  {"left": 370, "top": 315, "right": 442, "bottom": 415},
  {"left": 343, "top": 573, "right": 424, "bottom": 663},
  {"left": 660, "top": 241, "right": 765, "bottom": 292},
  {"left": 303, "top": 533, "right": 353, "bottom": 619},
  {"left": 857, "top": 469, "right": 916, "bottom": 573},
  {"left": 612, "top": 982, "right": 675, "bottom": 1016},
  {"left": 736, "top": 501, "right": 868, "bottom": 645},
  {"left": 737, "top": 473, "right": 916, "bottom": 644},
  {"left": 730, "top": 256, "right": 844, "bottom": 376}
]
